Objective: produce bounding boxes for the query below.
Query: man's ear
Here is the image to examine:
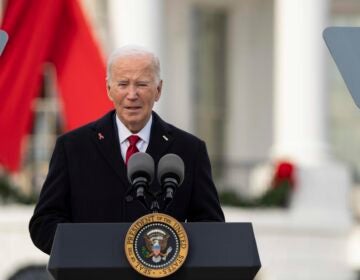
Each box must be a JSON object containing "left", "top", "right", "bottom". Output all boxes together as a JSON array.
[
  {"left": 106, "top": 83, "right": 113, "bottom": 101},
  {"left": 155, "top": 80, "right": 163, "bottom": 101}
]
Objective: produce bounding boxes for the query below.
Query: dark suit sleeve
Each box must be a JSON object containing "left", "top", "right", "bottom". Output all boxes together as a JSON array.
[
  {"left": 187, "top": 140, "right": 225, "bottom": 222},
  {"left": 29, "top": 136, "right": 72, "bottom": 254}
]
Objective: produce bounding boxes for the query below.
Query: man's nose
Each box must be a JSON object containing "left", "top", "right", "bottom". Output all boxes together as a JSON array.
[{"left": 127, "top": 85, "right": 138, "bottom": 99}]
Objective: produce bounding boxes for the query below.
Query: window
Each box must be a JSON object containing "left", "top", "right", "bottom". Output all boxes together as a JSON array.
[{"left": 191, "top": 7, "right": 227, "bottom": 180}]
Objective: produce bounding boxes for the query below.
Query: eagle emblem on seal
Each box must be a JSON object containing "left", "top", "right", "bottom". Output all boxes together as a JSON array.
[{"left": 142, "top": 229, "right": 173, "bottom": 263}]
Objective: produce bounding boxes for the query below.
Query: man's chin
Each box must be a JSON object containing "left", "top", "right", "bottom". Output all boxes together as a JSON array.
[{"left": 123, "top": 117, "right": 146, "bottom": 133}]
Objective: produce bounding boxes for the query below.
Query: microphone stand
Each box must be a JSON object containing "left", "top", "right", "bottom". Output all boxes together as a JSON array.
[
  {"left": 129, "top": 183, "right": 162, "bottom": 213},
  {"left": 130, "top": 184, "right": 173, "bottom": 213},
  {"left": 150, "top": 200, "right": 160, "bottom": 213}
]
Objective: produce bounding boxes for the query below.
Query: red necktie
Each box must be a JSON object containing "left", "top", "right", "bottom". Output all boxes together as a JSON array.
[{"left": 125, "top": 135, "right": 140, "bottom": 165}]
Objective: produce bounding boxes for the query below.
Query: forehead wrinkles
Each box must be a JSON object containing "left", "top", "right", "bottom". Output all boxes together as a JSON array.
[{"left": 111, "top": 57, "right": 155, "bottom": 81}]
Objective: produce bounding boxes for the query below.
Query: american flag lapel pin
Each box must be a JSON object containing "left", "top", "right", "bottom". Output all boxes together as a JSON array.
[{"left": 98, "top": 132, "right": 104, "bottom": 140}]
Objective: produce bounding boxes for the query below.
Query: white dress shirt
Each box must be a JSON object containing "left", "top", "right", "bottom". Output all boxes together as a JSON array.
[{"left": 115, "top": 114, "right": 152, "bottom": 161}]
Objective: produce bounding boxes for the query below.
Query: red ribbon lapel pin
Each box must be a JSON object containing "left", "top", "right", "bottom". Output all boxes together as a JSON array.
[{"left": 98, "top": 133, "right": 105, "bottom": 140}]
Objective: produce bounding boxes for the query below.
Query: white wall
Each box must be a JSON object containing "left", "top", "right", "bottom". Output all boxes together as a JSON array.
[{"left": 0, "top": 206, "right": 48, "bottom": 279}]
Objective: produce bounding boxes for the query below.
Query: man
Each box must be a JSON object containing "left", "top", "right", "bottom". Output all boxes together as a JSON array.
[{"left": 29, "top": 46, "right": 225, "bottom": 255}]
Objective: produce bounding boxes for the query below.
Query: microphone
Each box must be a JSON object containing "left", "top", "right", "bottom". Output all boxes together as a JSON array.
[
  {"left": 0, "top": 30, "right": 9, "bottom": 56},
  {"left": 157, "top": 154, "right": 185, "bottom": 204},
  {"left": 127, "top": 152, "right": 154, "bottom": 201}
]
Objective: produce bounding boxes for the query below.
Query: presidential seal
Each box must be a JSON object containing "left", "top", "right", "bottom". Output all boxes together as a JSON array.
[{"left": 124, "top": 213, "right": 189, "bottom": 278}]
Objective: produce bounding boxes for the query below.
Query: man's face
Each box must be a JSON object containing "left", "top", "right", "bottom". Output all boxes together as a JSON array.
[{"left": 106, "top": 55, "right": 162, "bottom": 133}]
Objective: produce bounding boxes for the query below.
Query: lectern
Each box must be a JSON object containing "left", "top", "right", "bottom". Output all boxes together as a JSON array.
[{"left": 48, "top": 223, "right": 261, "bottom": 279}]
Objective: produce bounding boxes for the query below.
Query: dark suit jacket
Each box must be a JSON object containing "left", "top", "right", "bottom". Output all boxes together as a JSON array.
[{"left": 29, "top": 110, "right": 224, "bottom": 254}]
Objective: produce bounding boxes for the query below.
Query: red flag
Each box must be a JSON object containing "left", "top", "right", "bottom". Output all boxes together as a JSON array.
[{"left": 0, "top": 0, "right": 112, "bottom": 172}]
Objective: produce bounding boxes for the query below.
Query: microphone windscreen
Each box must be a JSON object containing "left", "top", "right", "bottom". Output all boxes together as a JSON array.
[
  {"left": 157, "top": 154, "right": 185, "bottom": 186},
  {"left": 127, "top": 152, "right": 155, "bottom": 184}
]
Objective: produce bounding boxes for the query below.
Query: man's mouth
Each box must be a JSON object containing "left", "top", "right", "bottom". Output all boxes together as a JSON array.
[{"left": 125, "top": 106, "right": 142, "bottom": 111}]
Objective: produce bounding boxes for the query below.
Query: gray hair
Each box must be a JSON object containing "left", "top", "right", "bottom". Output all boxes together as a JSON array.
[{"left": 106, "top": 45, "right": 161, "bottom": 84}]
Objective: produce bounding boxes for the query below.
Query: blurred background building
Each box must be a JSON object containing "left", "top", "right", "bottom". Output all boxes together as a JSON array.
[{"left": 1, "top": 0, "right": 360, "bottom": 279}]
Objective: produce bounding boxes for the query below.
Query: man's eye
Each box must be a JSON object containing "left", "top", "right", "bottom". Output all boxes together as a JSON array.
[
  {"left": 118, "top": 82, "right": 128, "bottom": 87},
  {"left": 138, "top": 83, "right": 148, "bottom": 87}
]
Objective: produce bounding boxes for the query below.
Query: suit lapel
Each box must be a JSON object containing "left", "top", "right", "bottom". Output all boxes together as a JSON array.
[
  {"left": 90, "top": 111, "right": 128, "bottom": 185},
  {"left": 146, "top": 112, "right": 174, "bottom": 194},
  {"left": 146, "top": 112, "right": 174, "bottom": 164}
]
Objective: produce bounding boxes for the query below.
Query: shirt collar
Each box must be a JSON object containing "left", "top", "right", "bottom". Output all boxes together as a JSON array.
[{"left": 116, "top": 114, "right": 152, "bottom": 144}]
